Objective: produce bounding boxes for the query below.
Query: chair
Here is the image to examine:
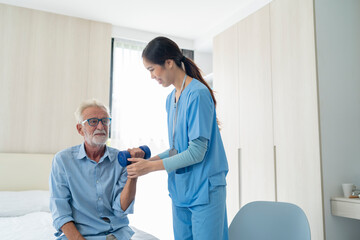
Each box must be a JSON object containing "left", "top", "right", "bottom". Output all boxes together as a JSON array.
[{"left": 228, "top": 201, "right": 311, "bottom": 240}]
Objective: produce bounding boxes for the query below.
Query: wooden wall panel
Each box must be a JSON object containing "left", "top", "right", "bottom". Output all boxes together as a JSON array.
[
  {"left": 0, "top": 4, "right": 111, "bottom": 153},
  {"left": 87, "top": 21, "right": 112, "bottom": 103}
]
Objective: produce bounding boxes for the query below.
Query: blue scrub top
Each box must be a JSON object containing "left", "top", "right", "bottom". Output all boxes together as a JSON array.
[{"left": 166, "top": 79, "right": 228, "bottom": 207}]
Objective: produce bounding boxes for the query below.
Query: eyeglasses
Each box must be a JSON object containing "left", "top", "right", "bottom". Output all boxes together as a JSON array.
[{"left": 81, "top": 117, "right": 112, "bottom": 127}]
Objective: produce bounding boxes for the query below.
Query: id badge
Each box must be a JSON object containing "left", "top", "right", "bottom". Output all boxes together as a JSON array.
[{"left": 169, "top": 148, "right": 178, "bottom": 157}]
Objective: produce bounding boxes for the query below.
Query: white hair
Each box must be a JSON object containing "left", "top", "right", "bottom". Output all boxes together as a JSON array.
[{"left": 74, "top": 99, "right": 111, "bottom": 123}]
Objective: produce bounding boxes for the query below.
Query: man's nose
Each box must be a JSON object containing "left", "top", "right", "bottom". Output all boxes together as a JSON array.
[
  {"left": 96, "top": 121, "right": 105, "bottom": 129},
  {"left": 150, "top": 72, "right": 155, "bottom": 79}
]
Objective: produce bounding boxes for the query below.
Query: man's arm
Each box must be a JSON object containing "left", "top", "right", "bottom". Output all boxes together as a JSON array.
[
  {"left": 120, "top": 177, "right": 137, "bottom": 211},
  {"left": 61, "top": 222, "right": 86, "bottom": 240},
  {"left": 118, "top": 147, "right": 144, "bottom": 210},
  {"left": 50, "top": 154, "right": 79, "bottom": 238}
]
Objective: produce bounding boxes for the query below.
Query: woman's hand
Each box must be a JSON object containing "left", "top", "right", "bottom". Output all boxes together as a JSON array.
[
  {"left": 127, "top": 158, "right": 151, "bottom": 178},
  {"left": 126, "top": 158, "right": 165, "bottom": 178}
]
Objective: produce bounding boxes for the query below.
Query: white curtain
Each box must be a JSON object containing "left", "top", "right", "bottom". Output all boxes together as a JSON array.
[
  {"left": 111, "top": 38, "right": 172, "bottom": 154},
  {"left": 111, "top": 38, "right": 173, "bottom": 239}
]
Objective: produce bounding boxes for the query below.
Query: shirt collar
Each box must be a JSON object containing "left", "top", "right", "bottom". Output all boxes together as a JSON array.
[
  {"left": 76, "top": 142, "right": 115, "bottom": 162},
  {"left": 76, "top": 143, "right": 87, "bottom": 160}
]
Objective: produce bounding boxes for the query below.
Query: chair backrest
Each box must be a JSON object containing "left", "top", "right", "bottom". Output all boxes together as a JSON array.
[{"left": 229, "top": 201, "right": 311, "bottom": 240}]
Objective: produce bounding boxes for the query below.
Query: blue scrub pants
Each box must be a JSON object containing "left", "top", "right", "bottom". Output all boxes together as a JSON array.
[{"left": 172, "top": 185, "right": 228, "bottom": 240}]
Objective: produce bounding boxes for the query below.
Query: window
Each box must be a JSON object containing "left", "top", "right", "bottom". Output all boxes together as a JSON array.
[
  {"left": 110, "top": 38, "right": 173, "bottom": 152},
  {"left": 110, "top": 38, "right": 173, "bottom": 239}
]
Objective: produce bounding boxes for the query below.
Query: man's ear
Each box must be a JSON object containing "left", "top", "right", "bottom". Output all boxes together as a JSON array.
[{"left": 76, "top": 124, "right": 85, "bottom": 136}]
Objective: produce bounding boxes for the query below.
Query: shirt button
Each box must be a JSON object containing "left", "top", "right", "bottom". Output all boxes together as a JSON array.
[
  {"left": 98, "top": 197, "right": 101, "bottom": 200},
  {"left": 96, "top": 180, "right": 99, "bottom": 184}
]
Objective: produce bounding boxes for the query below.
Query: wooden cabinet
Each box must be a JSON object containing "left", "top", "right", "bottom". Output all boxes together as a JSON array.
[
  {"left": 215, "top": 0, "right": 360, "bottom": 239},
  {"left": 270, "top": 0, "right": 324, "bottom": 239},
  {"left": 214, "top": 5, "right": 276, "bottom": 224},
  {"left": 213, "top": 24, "right": 240, "bottom": 222},
  {"left": 236, "top": 5, "right": 276, "bottom": 207},
  {"left": 214, "top": 0, "right": 360, "bottom": 239},
  {"left": 214, "top": 0, "right": 324, "bottom": 239}
]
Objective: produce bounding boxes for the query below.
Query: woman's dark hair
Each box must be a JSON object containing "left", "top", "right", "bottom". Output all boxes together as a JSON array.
[{"left": 142, "top": 36, "right": 217, "bottom": 109}]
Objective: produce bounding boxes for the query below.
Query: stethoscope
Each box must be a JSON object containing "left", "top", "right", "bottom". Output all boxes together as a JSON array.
[{"left": 169, "top": 74, "right": 187, "bottom": 157}]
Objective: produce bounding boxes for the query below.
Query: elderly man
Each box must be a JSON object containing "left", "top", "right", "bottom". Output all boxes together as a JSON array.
[{"left": 50, "top": 99, "right": 144, "bottom": 240}]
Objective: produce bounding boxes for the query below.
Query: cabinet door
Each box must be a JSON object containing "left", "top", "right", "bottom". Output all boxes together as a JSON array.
[
  {"left": 270, "top": 0, "right": 324, "bottom": 239},
  {"left": 213, "top": 24, "right": 240, "bottom": 222},
  {"left": 237, "top": 5, "right": 276, "bottom": 206}
]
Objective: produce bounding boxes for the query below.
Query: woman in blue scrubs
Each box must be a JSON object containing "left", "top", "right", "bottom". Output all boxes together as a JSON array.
[{"left": 126, "top": 36, "right": 229, "bottom": 240}]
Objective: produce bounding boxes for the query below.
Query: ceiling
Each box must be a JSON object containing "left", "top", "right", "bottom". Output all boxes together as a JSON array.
[{"left": 0, "top": 0, "right": 269, "bottom": 52}]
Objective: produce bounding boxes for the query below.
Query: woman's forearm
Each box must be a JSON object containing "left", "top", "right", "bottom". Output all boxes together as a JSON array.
[
  {"left": 149, "top": 159, "right": 165, "bottom": 171},
  {"left": 126, "top": 158, "right": 165, "bottom": 178},
  {"left": 149, "top": 155, "right": 162, "bottom": 161}
]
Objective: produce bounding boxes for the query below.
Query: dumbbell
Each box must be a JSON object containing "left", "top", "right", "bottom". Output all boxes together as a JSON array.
[{"left": 118, "top": 145, "right": 151, "bottom": 167}]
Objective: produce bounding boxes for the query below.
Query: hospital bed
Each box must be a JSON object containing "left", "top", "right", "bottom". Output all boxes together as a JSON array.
[{"left": 0, "top": 152, "right": 159, "bottom": 240}]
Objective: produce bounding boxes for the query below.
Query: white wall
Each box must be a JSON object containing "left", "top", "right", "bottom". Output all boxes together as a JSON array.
[
  {"left": 194, "top": 51, "right": 213, "bottom": 76},
  {"left": 112, "top": 25, "right": 214, "bottom": 76},
  {"left": 315, "top": 0, "right": 360, "bottom": 239},
  {"left": 112, "top": 25, "right": 194, "bottom": 50},
  {"left": 194, "top": 0, "right": 272, "bottom": 52}
]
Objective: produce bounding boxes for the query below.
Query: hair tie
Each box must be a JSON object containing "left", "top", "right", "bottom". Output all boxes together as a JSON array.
[{"left": 181, "top": 56, "right": 186, "bottom": 62}]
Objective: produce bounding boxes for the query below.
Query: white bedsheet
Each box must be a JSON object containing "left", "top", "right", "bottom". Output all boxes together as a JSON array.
[
  {"left": 0, "top": 212, "right": 55, "bottom": 240},
  {"left": 0, "top": 212, "right": 159, "bottom": 240}
]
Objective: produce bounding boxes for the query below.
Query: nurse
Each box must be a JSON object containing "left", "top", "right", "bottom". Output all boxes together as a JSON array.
[{"left": 126, "top": 36, "right": 229, "bottom": 240}]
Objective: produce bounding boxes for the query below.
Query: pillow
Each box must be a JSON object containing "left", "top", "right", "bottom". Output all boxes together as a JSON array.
[{"left": 0, "top": 190, "right": 50, "bottom": 217}]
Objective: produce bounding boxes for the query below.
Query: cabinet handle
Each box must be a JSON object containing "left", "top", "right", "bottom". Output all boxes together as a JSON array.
[
  {"left": 238, "top": 147, "right": 241, "bottom": 208},
  {"left": 274, "top": 145, "right": 278, "bottom": 202}
]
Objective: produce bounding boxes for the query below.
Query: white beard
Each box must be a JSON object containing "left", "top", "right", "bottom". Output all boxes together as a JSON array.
[{"left": 84, "top": 129, "right": 108, "bottom": 146}]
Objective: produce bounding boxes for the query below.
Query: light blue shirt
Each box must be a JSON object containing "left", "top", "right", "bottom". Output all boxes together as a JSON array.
[
  {"left": 49, "top": 143, "right": 134, "bottom": 240},
  {"left": 165, "top": 79, "right": 228, "bottom": 207}
]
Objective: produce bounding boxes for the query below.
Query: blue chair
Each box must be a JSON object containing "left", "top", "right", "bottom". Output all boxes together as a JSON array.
[{"left": 229, "top": 201, "right": 311, "bottom": 240}]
